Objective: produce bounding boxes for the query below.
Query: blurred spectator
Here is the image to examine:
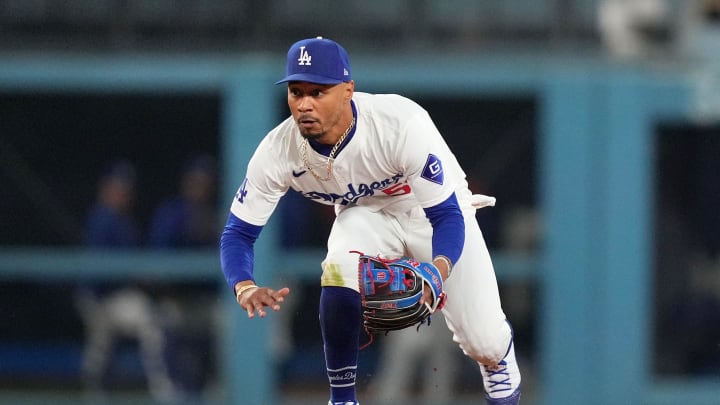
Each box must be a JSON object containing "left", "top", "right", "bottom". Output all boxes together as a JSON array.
[
  {"left": 679, "top": 0, "right": 720, "bottom": 57},
  {"left": 83, "top": 160, "right": 140, "bottom": 247},
  {"left": 77, "top": 160, "right": 178, "bottom": 402},
  {"left": 678, "top": 0, "right": 720, "bottom": 122},
  {"left": 598, "top": 0, "right": 672, "bottom": 59},
  {"left": 148, "top": 154, "right": 220, "bottom": 248},
  {"left": 147, "top": 154, "right": 221, "bottom": 395}
]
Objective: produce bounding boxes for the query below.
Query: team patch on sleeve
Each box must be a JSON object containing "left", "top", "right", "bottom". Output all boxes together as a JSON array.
[
  {"left": 234, "top": 178, "right": 249, "bottom": 203},
  {"left": 421, "top": 154, "right": 444, "bottom": 185}
]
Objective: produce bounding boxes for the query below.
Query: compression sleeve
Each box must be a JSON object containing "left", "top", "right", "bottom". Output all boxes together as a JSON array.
[
  {"left": 220, "top": 212, "right": 263, "bottom": 292},
  {"left": 423, "top": 193, "right": 465, "bottom": 265}
]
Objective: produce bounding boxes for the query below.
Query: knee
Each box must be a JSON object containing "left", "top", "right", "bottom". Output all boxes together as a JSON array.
[{"left": 448, "top": 319, "right": 512, "bottom": 365}]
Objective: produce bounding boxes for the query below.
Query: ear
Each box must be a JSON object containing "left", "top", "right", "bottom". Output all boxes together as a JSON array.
[{"left": 344, "top": 80, "right": 355, "bottom": 101}]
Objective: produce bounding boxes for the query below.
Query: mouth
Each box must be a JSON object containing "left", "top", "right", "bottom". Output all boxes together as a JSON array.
[{"left": 298, "top": 117, "right": 319, "bottom": 132}]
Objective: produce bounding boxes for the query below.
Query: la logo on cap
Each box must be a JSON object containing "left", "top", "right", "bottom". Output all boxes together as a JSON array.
[
  {"left": 298, "top": 46, "right": 312, "bottom": 66},
  {"left": 275, "top": 36, "right": 350, "bottom": 85}
]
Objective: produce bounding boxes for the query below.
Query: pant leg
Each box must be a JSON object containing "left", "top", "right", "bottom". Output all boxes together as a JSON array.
[
  {"left": 402, "top": 204, "right": 512, "bottom": 365},
  {"left": 442, "top": 211, "right": 512, "bottom": 365},
  {"left": 320, "top": 205, "right": 407, "bottom": 402}
]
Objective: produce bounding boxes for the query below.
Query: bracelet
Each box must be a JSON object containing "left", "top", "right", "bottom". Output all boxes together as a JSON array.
[
  {"left": 235, "top": 284, "right": 258, "bottom": 304},
  {"left": 433, "top": 255, "right": 453, "bottom": 277}
]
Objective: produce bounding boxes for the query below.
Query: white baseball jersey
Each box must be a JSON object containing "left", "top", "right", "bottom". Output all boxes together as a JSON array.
[
  {"left": 229, "top": 91, "right": 513, "bottom": 365},
  {"left": 230, "top": 92, "right": 468, "bottom": 224}
]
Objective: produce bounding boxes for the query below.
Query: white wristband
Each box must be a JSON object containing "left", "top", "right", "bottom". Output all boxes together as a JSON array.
[
  {"left": 433, "top": 255, "right": 453, "bottom": 277},
  {"left": 235, "top": 284, "right": 258, "bottom": 304}
]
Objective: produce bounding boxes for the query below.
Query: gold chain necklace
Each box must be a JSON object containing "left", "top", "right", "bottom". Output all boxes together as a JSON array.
[{"left": 300, "top": 117, "right": 355, "bottom": 181}]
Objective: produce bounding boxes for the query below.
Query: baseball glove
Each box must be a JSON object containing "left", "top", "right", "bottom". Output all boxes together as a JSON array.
[{"left": 353, "top": 251, "right": 446, "bottom": 338}]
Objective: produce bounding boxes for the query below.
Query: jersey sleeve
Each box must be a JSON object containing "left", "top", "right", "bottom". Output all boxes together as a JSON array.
[
  {"left": 397, "top": 108, "right": 463, "bottom": 208},
  {"left": 229, "top": 136, "right": 290, "bottom": 226}
]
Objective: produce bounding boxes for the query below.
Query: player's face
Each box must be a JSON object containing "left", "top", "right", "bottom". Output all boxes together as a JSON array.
[{"left": 287, "top": 81, "right": 354, "bottom": 143}]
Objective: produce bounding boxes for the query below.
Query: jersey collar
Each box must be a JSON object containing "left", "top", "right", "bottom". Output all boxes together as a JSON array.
[{"left": 309, "top": 100, "right": 357, "bottom": 157}]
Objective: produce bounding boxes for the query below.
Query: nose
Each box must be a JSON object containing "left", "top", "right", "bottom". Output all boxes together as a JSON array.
[{"left": 297, "top": 96, "right": 312, "bottom": 112}]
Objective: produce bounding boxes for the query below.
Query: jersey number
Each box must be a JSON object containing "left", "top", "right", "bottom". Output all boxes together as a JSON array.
[{"left": 382, "top": 181, "right": 411, "bottom": 196}]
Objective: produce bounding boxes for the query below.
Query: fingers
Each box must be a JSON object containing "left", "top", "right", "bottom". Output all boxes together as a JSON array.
[
  {"left": 275, "top": 287, "right": 291, "bottom": 299},
  {"left": 420, "top": 284, "right": 440, "bottom": 313},
  {"left": 419, "top": 284, "right": 431, "bottom": 306},
  {"left": 241, "top": 286, "right": 291, "bottom": 319}
]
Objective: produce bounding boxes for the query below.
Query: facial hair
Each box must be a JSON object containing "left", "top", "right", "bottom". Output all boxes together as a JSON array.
[
  {"left": 297, "top": 114, "right": 326, "bottom": 141},
  {"left": 299, "top": 129, "right": 325, "bottom": 141}
]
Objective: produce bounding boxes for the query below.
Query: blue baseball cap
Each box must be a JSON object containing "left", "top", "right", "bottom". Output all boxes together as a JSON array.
[{"left": 275, "top": 37, "right": 352, "bottom": 85}]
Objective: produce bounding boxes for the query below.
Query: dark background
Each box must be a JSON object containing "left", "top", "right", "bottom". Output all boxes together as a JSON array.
[{"left": 0, "top": 92, "right": 220, "bottom": 245}]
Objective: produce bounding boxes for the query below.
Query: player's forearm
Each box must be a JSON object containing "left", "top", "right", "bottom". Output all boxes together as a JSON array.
[
  {"left": 424, "top": 193, "right": 465, "bottom": 266},
  {"left": 220, "top": 213, "right": 262, "bottom": 292}
]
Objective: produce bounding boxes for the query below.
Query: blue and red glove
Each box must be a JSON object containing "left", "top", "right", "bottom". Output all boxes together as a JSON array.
[{"left": 354, "top": 251, "right": 447, "bottom": 335}]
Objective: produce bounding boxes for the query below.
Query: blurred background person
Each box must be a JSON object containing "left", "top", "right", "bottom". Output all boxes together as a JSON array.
[
  {"left": 83, "top": 160, "right": 140, "bottom": 248},
  {"left": 148, "top": 154, "right": 220, "bottom": 248},
  {"left": 147, "top": 153, "right": 222, "bottom": 397},
  {"left": 597, "top": 0, "right": 671, "bottom": 59},
  {"left": 76, "top": 160, "right": 178, "bottom": 402}
]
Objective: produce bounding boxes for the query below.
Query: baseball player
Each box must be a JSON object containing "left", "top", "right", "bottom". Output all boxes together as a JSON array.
[{"left": 220, "top": 37, "right": 522, "bottom": 404}]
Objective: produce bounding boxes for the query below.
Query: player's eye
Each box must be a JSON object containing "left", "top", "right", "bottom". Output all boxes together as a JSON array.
[{"left": 311, "top": 89, "right": 323, "bottom": 97}]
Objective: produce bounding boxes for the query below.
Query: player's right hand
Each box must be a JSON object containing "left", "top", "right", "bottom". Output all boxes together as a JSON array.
[{"left": 238, "top": 286, "right": 290, "bottom": 318}]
